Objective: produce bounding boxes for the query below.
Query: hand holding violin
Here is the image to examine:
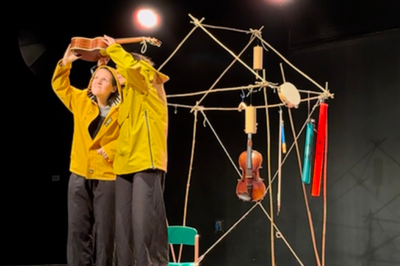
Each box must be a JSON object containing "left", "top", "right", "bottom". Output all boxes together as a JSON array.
[
  {"left": 97, "top": 56, "right": 110, "bottom": 66},
  {"left": 62, "top": 44, "right": 81, "bottom": 66},
  {"left": 102, "top": 35, "right": 117, "bottom": 47}
]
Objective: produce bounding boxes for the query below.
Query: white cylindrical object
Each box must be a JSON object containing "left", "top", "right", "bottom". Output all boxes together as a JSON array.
[
  {"left": 253, "top": 45, "right": 263, "bottom": 70},
  {"left": 245, "top": 106, "right": 257, "bottom": 134}
]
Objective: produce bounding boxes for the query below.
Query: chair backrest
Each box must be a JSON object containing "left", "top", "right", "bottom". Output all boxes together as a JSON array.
[
  {"left": 168, "top": 225, "right": 199, "bottom": 265},
  {"left": 168, "top": 226, "right": 197, "bottom": 245}
]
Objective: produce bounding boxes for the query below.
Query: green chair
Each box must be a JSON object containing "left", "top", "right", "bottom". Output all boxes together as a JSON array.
[{"left": 168, "top": 225, "right": 199, "bottom": 266}]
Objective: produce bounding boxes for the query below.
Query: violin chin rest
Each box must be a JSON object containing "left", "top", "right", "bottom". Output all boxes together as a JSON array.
[{"left": 237, "top": 193, "right": 251, "bottom": 202}]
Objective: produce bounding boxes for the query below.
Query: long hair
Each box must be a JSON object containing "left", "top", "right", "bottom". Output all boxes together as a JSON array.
[{"left": 131, "top": 52, "right": 155, "bottom": 67}]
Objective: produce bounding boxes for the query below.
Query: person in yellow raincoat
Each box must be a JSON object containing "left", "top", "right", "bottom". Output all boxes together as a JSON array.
[
  {"left": 51, "top": 43, "right": 122, "bottom": 266},
  {"left": 102, "top": 35, "right": 169, "bottom": 266}
]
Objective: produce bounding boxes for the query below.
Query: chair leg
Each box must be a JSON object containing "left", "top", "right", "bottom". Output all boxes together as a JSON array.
[{"left": 194, "top": 235, "right": 199, "bottom": 263}]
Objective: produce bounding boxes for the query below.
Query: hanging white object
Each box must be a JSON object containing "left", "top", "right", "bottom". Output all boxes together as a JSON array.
[{"left": 278, "top": 82, "right": 301, "bottom": 108}]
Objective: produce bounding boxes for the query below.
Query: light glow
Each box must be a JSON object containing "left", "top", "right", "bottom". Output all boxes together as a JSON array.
[{"left": 136, "top": 9, "right": 159, "bottom": 29}]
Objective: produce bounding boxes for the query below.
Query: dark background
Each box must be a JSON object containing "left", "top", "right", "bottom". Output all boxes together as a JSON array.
[{"left": 6, "top": 0, "right": 400, "bottom": 265}]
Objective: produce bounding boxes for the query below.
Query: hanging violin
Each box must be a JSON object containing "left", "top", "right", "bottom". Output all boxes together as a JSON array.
[
  {"left": 69, "top": 36, "right": 161, "bottom": 62},
  {"left": 236, "top": 105, "right": 266, "bottom": 202},
  {"left": 236, "top": 134, "right": 266, "bottom": 202}
]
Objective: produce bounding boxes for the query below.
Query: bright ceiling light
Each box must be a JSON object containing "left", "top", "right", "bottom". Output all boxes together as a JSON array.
[{"left": 136, "top": 9, "right": 159, "bottom": 29}]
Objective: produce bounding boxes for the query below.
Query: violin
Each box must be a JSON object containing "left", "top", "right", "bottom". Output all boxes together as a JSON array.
[
  {"left": 69, "top": 36, "right": 161, "bottom": 62},
  {"left": 236, "top": 133, "right": 266, "bottom": 202}
]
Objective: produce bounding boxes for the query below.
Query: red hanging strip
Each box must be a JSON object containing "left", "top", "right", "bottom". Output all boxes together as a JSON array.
[
  {"left": 311, "top": 102, "right": 328, "bottom": 197},
  {"left": 321, "top": 104, "right": 329, "bottom": 266}
]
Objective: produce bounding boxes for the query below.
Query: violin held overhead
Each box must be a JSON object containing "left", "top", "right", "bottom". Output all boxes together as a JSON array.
[{"left": 69, "top": 36, "right": 162, "bottom": 62}]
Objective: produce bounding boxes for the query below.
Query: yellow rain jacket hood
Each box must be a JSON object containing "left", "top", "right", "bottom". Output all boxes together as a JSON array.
[
  {"left": 105, "top": 43, "right": 169, "bottom": 175},
  {"left": 51, "top": 61, "right": 122, "bottom": 180}
]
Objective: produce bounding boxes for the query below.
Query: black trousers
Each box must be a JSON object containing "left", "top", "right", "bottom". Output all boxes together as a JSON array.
[
  {"left": 67, "top": 173, "right": 116, "bottom": 266},
  {"left": 115, "top": 170, "right": 168, "bottom": 266}
]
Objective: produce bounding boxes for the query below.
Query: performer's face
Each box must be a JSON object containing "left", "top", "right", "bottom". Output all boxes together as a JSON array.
[{"left": 91, "top": 68, "right": 116, "bottom": 99}]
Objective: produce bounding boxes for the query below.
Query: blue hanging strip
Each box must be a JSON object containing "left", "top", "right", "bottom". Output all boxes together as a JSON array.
[
  {"left": 302, "top": 119, "right": 315, "bottom": 184},
  {"left": 281, "top": 120, "right": 286, "bottom": 154}
]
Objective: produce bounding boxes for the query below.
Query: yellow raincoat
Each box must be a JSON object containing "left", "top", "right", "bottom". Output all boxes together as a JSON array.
[
  {"left": 105, "top": 44, "right": 169, "bottom": 175},
  {"left": 51, "top": 61, "right": 122, "bottom": 180}
]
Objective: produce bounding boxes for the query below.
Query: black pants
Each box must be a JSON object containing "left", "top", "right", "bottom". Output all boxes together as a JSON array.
[
  {"left": 115, "top": 170, "right": 168, "bottom": 266},
  {"left": 67, "top": 173, "right": 116, "bottom": 266}
]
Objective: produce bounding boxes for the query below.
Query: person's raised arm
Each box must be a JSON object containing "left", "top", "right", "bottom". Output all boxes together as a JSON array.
[
  {"left": 51, "top": 44, "right": 84, "bottom": 112},
  {"left": 102, "top": 35, "right": 149, "bottom": 94}
]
